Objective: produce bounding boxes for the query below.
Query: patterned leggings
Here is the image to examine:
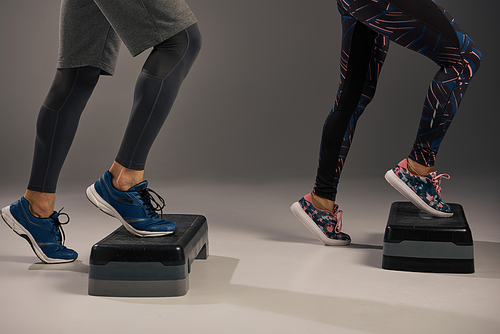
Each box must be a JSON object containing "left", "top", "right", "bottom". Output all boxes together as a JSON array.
[{"left": 314, "top": 0, "right": 482, "bottom": 201}]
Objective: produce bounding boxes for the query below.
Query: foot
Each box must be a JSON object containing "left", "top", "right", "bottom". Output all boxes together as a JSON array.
[
  {"left": 1, "top": 198, "right": 78, "bottom": 263},
  {"left": 24, "top": 190, "right": 55, "bottom": 218},
  {"left": 86, "top": 171, "right": 177, "bottom": 237},
  {"left": 108, "top": 161, "right": 144, "bottom": 191},
  {"left": 290, "top": 193, "right": 351, "bottom": 246},
  {"left": 384, "top": 159, "right": 453, "bottom": 217}
]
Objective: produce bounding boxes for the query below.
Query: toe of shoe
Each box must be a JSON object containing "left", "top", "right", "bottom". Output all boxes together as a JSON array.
[
  {"left": 432, "top": 201, "right": 453, "bottom": 214},
  {"left": 42, "top": 244, "right": 78, "bottom": 262},
  {"left": 442, "top": 203, "right": 453, "bottom": 213},
  {"left": 324, "top": 232, "right": 351, "bottom": 246},
  {"left": 151, "top": 220, "right": 177, "bottom": 232},
  {"left": 131, "top": 219, "right": 177, "bottom": 232},
  {"left": 336, "top": 232, "right": 351, "bottom": 242},
  {"left": 55, "top": 248, "right": 78, "bottom": 261}
]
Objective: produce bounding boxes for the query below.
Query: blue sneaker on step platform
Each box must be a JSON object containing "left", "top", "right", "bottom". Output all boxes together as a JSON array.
[{"left": 86, "top": 171, "right": 177, "bottom": 237}]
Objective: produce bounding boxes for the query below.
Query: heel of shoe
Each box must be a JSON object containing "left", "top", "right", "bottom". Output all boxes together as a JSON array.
[
  {"left": 1, "top": 206, "right": 25, "bottom": 235},
  {"left": 86, "top": 185, "right": 119, "bottom": 219}
]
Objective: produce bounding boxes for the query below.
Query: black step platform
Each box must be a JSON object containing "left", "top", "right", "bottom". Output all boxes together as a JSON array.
[
  {"left": 382, "top": 202, "right": 474, "bottom": 274},
  {"left": 88, "top": 214, "right": 208, "bottom": 297}
]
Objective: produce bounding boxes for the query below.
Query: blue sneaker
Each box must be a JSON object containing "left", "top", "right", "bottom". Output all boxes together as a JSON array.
[
  {"left": 86, "top": 171, "right": 177, "bottom": 237},
  {"left": 1, "top": 198, "right": 78, "bottom": 264},
  {"left": 385, "top": 159, "right": 453, "bottom": 217}
]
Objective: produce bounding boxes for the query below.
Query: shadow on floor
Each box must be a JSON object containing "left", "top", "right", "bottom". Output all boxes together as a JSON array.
[
  {"left": 113, "top": 255, "right": 500, "bottom": 333},
  {"left": 12, "top": 236, "right": 500, "bottom": 333}
]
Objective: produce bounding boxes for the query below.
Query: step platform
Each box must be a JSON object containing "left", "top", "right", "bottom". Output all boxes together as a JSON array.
[
  {"left": 382, "top": 202, "right": 474, "bottom": 274},
  {"left": 88, "top": 214, "right": 208, "bottom": 297}
]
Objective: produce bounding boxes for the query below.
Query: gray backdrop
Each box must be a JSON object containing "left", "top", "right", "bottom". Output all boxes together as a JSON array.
[{"left": 0, "top": 0, "right": 498, "bottom": 188}]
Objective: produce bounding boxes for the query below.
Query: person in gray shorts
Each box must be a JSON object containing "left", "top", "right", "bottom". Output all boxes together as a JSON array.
[{"left": 1, "top": 0, "right": 202, "bottom": 263}]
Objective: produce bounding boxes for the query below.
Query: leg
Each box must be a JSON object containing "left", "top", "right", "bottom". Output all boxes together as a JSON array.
[
  {"left": 314, "top": 8, "right": 389, "bottom": 205},
  {"left": 1, "top": 66, "right": 99, "bottom": 263},
  {"left": 339, "top": 0, "right": 481, "bottom": 166},
  {"left": 291, "top": 8, "right": 388, "bottom": 246},
  {"left": 1, "top": 0, "right": 121, "bottom": 263},
  {"left": 113, "top": 23, "right": 202, "bottom": 173},
  {"left": 338, "top": 0, "right": 481, "bottom": 216},
  {"left": 26, "top": 67, "right": 101, "bottom": 215},
  {"left": 86, "top": 24, "right": 202, "bottom": 237},
  {"left": 73, "top": 1, "right": 200, "bottom": 237}
]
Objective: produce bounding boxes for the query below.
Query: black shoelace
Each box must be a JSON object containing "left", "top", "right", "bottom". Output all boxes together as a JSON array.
[
  {"left": 138, "top": 188, "right": 166, "bottom": 218},
  {"left": 52, "top": 208, "right": 70, "bottom": 245}
]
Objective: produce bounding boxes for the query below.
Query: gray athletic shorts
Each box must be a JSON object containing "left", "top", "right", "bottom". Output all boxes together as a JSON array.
[{"left": 57, "top": 0, "right": 197, "bottom": 75}]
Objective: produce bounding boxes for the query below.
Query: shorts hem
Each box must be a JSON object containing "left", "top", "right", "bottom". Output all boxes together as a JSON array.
[
  {"left": 127, "top": 20, "right": 198, "bottom": 57},
  {"left": 57, "top": 59, "right": 115, "bottom": 76}
]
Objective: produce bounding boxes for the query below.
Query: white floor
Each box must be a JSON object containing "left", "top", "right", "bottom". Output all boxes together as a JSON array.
[{"left": 0, "top": 175, "right": 499, "bottom": 334}]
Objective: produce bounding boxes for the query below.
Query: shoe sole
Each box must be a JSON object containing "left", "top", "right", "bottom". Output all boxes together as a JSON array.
[
  {"left": 384, "top": 169, "right": 453, "bottom": 218},
  {"left": 290, "top": 202, "right": 351, "bottom": 246},
  {"left": 86, "top": 184, "right": 175, "bottom": 237},
  {"left": 1, "top": 206, "right": 76, "bottom": 264}
]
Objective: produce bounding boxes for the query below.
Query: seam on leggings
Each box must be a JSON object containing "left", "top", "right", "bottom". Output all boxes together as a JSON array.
[
  {"left": 128, "top": 29, "right": 191, "bottom": 168},
  {"left": 39, "top": 68, "right": 82, "bottom": 191}
]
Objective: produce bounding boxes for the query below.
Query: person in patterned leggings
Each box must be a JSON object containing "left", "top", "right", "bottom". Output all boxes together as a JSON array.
[{"left": 291, "top": 0, "right": 482, "bottom": 246}]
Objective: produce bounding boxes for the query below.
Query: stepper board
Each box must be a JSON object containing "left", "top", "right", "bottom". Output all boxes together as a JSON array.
[
  {"left": 382, "top": 202, "right": 474, "bottom": 273},
  {"left": 88, "top": 214, "right": 208, "bottom": 297}
]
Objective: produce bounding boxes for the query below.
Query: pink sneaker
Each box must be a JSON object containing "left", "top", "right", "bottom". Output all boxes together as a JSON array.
[
  {"left": 291, "top": 193, "right": 351, "bottom": 246},
  {"left": 385, "top": 159, "right": 453, "bottom": 217}
]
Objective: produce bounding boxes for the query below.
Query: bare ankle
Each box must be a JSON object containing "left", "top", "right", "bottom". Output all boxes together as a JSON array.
[
  {"left": 109, "top": 162, "right": 144, "bottom": 191},
  {"left": 24, "top": 190, "right": 55, "bottom": 218},
  {"left": 113, "top": 176, "right": 139, "bottom": 191},
  {"left": 407, "top": 159, "right": 434, "bottom": 176},
  {"left": 312, "top": 193, "right": 335, "bottom": 212}
]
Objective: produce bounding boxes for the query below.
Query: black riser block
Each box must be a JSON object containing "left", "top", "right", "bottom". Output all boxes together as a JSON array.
[
  {"left": 382, "top": 202, "right": 474, "bottom": 274},
  {"left": 88, "top": 214, "right": 208, "bottom": 297}
]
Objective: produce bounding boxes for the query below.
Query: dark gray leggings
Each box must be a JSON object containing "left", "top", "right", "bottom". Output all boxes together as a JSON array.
[{"left": 28, "top": 23, "right": 201, "bottom": 193}]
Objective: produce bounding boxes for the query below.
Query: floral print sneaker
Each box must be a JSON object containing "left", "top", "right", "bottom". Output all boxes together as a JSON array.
[
  {"left": 385, "top": 159, "right": 453, "bottom": 217},
  {"left": 291, "top": 193, "right": 351, "bottom": 246}
]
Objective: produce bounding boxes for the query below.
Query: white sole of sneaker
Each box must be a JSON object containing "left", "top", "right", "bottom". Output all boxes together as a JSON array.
[
  {"left": 290, "top": 202, "right": 351, "bottom": 246},
  {"left": 1, "top": 206, "right": 75, "bottom": 264},
  {"left": 85, "top": 184, "right": 174, "bottom": 237},
  {"left": 384, "top": 169, "right": 453, "bottom": 218}
]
